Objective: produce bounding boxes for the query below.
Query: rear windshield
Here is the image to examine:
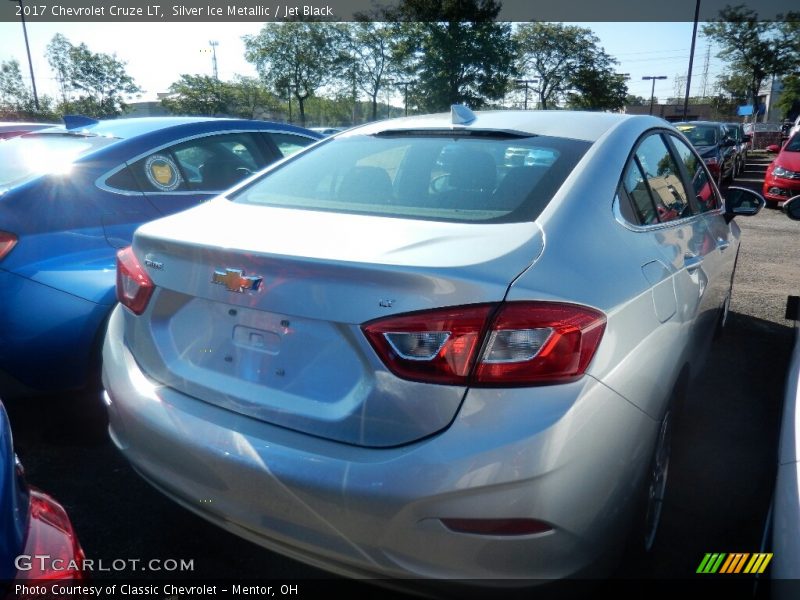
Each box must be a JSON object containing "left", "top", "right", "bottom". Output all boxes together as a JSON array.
[
  {"left": 675, "top": 124, "right": 718, "bottom": 146},
  {"left": 0, "top": 133, "right": 115, "bottom": 189},
  {"left": 231, "top": 133, "right": 591, "bottom": 223}
]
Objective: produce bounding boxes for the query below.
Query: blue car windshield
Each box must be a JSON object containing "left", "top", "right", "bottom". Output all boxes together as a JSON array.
[
  {"left": 0, "top": 133, "right": 115, "bottom": 190},
  {"left": 231, "top": 134, "right": 590, "bottom": 224}
]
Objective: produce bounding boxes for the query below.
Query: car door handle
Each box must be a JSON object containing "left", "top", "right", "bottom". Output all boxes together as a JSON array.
[
  {"left": 684, "top": 253, "right": 704, "bottom": 272},
  {"left": 716, "top": 238, "right": 730, "bottom": 252}
]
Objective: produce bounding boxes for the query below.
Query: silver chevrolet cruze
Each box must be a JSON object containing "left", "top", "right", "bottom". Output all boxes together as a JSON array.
[{"left": 102, "top": 109, "right": 764, "bottom": 582}]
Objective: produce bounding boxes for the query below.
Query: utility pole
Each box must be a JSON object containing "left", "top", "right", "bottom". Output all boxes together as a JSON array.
[
  {"left": 7, "top": 0, "right": 39, "bottom": 110},
  {"left": 643, "top": 75, "right": 668, "bottom": 115},
  {"left": 682, "top": 0, "right": 701, "bottom": 118},
  {"left": 514, "top": 79, "right": 539, "bottom": 110},
  {"left": 393, "top": 80, "right": 412, "bottom": 116}
]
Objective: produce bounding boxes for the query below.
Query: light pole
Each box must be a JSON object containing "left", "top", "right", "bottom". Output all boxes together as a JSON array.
[
  {"left": 7, "top": 0, "right": 39, "bottom": 111},
  {"left": 208, "top": 41, "right": 219, "bottom": 80},
  {"left": 514, "top": 79, "right": 539, "bottom": 110},
  {"left": 393, "top": 80, "right": 412, "bottom": 116},
  {"left": 642, "top": 76, "right": 667, "bottom": 115}
]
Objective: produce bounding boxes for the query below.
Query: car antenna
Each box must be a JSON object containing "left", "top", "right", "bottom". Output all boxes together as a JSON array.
[
  {"left": 451, "top": 105, "right": 476, "bottom": 126},
  {"left": 63, "top": 115, "right": 100, "bottom": 130}
]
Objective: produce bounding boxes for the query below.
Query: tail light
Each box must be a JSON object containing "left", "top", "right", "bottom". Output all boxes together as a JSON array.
[
  {"left": 363, "top": 302, "right": 606, "bottom": 387},
  {"left": 0, "top": 231, "right": 17, "bottom": 261},
  {"left": 116, "top": 246, "right": 154, "bottom": 315},
  {"left": 15, "top": 489, "right": 85, "bottom": 583}
]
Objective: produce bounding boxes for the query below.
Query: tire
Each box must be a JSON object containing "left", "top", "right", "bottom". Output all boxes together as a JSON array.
[
  {"left": 641, "top": 407, "right": 673, "bottom": 552},
  {"left": 626, "top": 378, "right": 685, "bottom": 559}
]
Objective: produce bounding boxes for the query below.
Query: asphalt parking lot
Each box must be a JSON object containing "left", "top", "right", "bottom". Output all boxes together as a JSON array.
[{"left": 4, "top": 152, "right": 800, "bottom": 590}]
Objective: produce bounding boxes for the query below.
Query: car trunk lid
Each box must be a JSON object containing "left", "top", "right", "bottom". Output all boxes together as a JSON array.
[{"left": 126, "top": 199, "right": 544, "bottom": 446}]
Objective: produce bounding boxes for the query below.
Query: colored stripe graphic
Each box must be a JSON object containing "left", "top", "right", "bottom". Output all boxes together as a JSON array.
[
  {"left": 697, "top": 553, "right": 773, "bottom": 574},
  {"left": 697, "top": 553, "right": 726, "bottom": 573},
  {"left": 744, "top": 553, "right": 773, "bottom": 574}
]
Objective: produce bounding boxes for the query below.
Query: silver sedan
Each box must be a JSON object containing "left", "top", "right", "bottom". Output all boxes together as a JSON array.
[{"left": 102, "top": 108, "right": 764, "bottom": 582}]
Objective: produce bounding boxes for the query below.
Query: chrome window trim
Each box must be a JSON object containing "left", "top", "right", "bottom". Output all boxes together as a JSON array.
[
  {"left": 613, "top": 193, "right": 719, "bottom": 233},
  {"left": 95, "top": 128, "right": 318, "bottom": 196},
  {"left": 613, "top": 127, "right": 726, "bottom": 232}
]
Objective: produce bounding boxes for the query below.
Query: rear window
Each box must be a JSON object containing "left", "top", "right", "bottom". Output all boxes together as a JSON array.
[
  {"left": 231, "top": 134, "right": 590, "bottom": 223},
  {"left": 0, "top": 133, "right": 115, "bottom": 189}
]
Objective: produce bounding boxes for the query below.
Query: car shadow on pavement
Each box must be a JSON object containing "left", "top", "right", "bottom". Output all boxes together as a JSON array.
[{"left": 629, "top": 309, "right": 791, "bottom": 579}]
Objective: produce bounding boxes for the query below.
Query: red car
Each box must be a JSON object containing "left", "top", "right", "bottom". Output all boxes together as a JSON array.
[{"left": 764, "top": 133, "right": 800, "bottom": 207}]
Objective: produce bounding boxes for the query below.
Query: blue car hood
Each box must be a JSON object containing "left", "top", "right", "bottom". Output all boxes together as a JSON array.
[{"left": 0, "top": 402, "right": 26, "bottom": 581}]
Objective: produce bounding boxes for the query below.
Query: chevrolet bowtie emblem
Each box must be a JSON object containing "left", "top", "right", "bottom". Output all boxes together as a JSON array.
[{"left": 211, "top": 268, "right": 263, "bottom": 293}]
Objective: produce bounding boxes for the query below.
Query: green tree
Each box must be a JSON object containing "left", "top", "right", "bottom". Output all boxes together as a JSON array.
[
  {"left": 777, "top": 74, "right": 800, "bottom": 119},
  {"left": 44, "top": 35, "right": 141, "bottom": 117},
  {"left": 349, "top": 22, "right": 401, "bottom": 121},
  {"left": 161, "top": 74, "right": 235, "bottom": 116},
  {"left": 244, "top": 21, "right": 339, "bottom": 126},
  {"left": 702, "top": 6, "right": 800, "bottom": 121},
  {"left": 625, "top": 94, "right": 647, "bottom": 106},
  {"left": 515, "top": 22, "right": 622, "bottom": 110},
  {"left": 46, "top": 33, "right": 72, "bottom": 104},
  {"left": 0, "top": 59, "right": 31, "bottom": 109},
  {"left": 228, "top": 76, "right": 282, "bottom": 120},
  {"left": 0, "top": 59, "right": 57, "bottom": 120},
  {"left": 566, "top": 67, "right": 628, "bottom": 111},
  {"left": 387, "top": 0, "right": 515, "bottom": 111}
]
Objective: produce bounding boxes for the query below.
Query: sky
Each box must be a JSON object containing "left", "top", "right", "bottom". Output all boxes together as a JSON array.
[{"left": 0, "top": 21, "right": 726, "bottom": 108}]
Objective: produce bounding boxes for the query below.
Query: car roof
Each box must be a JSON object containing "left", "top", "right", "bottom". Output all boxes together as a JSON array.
[
  {"left": 70, "top": 117, "right": 239, "bottom": 139},
  {"left": 341, "top": 110, "right": 650, "bottom": 143},
  {"left": 58, "top": 116, "right": 318, "bottom": 140},
  {"left": 674, "top": 121, "right": 724, "bottom": 128}
]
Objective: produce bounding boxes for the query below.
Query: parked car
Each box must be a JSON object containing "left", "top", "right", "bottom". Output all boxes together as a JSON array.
[
  {"left": 0, "top": 116, "right": 322, "bottom": 394},
  {"left": 724, "top": 122, "right": 750, "bottom": 177},
  {"left": 770, "top": 194, "right": 800, "bottom": 589},
  {"left": 103, "top": 108, "right": 763, "bottom": 585},
  {"left": 1, "top": 399, "right": 85, "bottom": 585},
  {"left": 674, "top": 121, "right": 737, "bottom": 186},
  {"left": 310, "top": 127, "right": 345, "bottom": 137},
  {"left": 763, "top": 133, "right": 800, "bottom": 208},
  {"left": 0, "top": 122, "right": 59, "bottom": 140}
]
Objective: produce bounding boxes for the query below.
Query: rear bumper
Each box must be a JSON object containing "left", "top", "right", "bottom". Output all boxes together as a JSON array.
[
  {"left": 103, "top": 306, "right": 657, "bottom": 581},
  {"left": 0, "top": 269, "right": 110, "bottom": 391}
]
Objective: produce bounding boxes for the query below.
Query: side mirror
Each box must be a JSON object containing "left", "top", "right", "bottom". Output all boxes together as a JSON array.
[
  {"left": 724, "top": 186, "right": 765, "bottom": 222},
  {"left": 766, "top": 144, "right": 781, "bottom": 153},
  {"left": 723, "top": 137, "right": 737, "bottom": 147},
  {"left": 783, "top": 195, "right": 800, "bottom": 221}
]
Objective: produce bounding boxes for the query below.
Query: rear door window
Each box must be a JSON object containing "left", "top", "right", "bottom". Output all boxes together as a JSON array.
[
  {"left": 668, "top": 135, "right": 720, "bottom": 212},
  {"left": 267, "top": 133, "right": 317, "bottom": 158},
  {"left": 120, "top": 132, "right": 270, "bottom": 194},
  {"left": 634, "top": 134, "right": 692, "bottom": 223}
]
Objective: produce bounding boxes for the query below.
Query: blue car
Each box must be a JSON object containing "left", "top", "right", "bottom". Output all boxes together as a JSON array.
[
  {"left": 1, "top": 399, "right": 85, "bottom": 584},
  {"left": 0, "top": 117, "right": 321, "bottom": 393}
]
